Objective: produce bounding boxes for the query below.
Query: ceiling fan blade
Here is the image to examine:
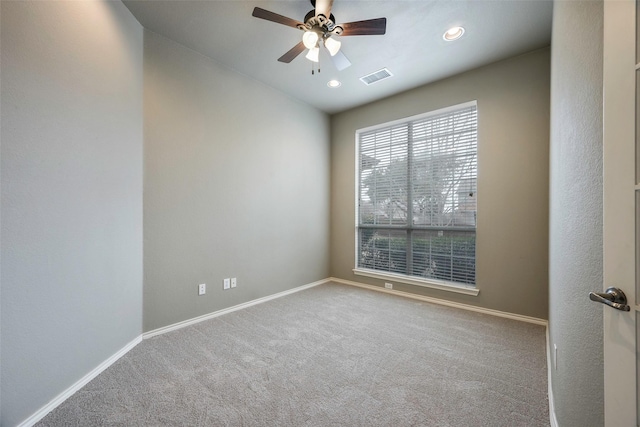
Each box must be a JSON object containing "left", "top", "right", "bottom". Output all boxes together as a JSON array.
[
  {"left": 278, "top": 41, "right": 306, "bottom": 63},
  {"left": 315, "top": 0, "right": 334, "bottom": 18},
  {"left": 339, "top": 18, "right": 387, "bottom": 36},
  {"left": 329, "top": 49, "right": 351, "bottom": 71},
  {"left": 252, "top": 7, "right": 304, "bottom": 29}
]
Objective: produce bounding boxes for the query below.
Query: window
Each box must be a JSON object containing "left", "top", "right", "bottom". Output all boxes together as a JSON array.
[{"left": 355, "top": 101, "right": 477, "bottom": 291}]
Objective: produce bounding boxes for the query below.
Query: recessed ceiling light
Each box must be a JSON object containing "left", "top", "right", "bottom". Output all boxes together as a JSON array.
[
  {"left": 327, "top": 79, "right": 342, "bottom": 88},
  {"left": 443, "top": 26, "right": 465, "bottom": 41}
]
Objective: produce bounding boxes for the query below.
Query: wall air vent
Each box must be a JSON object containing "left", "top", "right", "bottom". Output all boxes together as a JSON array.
[{"left": 360, "top": 68, "right": 393, "bottom": 86}]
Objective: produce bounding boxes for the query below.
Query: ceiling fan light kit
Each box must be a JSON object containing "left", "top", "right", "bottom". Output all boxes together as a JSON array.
[
  {"left": 302, "top": 30, "right": 320, "bottom": 50},
  {"left": 324, "top": 36, "right": 341, "bottom": 56},
  {"left": 251, "top": 0, "right": 387, "bottom": 73},
  {"left": 305, "top": 46, "right": 320, "bottom": 62}
]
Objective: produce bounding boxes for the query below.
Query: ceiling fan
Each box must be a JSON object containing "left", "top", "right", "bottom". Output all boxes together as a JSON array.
[{"left": 252, "top": 0, "right": 386, "bottom": 71}]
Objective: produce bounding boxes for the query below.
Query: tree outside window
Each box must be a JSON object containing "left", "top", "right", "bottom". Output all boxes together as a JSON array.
[{"left": 357, "top": 102, "right": 477, "bottom": 286}]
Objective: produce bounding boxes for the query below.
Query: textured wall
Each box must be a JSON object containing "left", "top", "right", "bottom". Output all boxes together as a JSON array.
[
  {"left": 330, "top": 48, "right": 550, "bottom": 319},
  {"left": 549, "top": 1, "right": 604, "bottom": 425},
  {"left": 0, "top": 1, "right": 143, "bottom": 426},
  {"left": 143, "top": 31, "right": 330, "bottom": 332}
]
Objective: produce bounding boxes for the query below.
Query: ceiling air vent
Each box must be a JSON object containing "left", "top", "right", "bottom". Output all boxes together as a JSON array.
[{"left": 360, "top": 68, "right": 393, "bottom": 86}]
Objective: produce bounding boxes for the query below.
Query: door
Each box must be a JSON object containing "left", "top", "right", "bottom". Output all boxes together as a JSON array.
[{"left": 602, "top": 0, "right": 637, "bottom": 425}]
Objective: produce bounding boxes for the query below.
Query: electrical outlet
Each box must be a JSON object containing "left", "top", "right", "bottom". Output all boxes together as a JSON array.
[
  {"left": 198, "top": 283, "right": 206, "bottom": 296},
  {"left": 385, "top": 283, "right": 393, "bottom": 289},
  {"left": 223, "top": 278, "right": 230, "bottom": 290},
  {"left": 231, "top": 278, "right": 237, "bottom": 288}
]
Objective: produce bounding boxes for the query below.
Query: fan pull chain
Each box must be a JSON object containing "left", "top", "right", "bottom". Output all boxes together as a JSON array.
[{"left": 310, "top": 60, "right": 321, "bottom": 76}]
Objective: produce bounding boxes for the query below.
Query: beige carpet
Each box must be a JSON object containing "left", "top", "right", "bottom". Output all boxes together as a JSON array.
[{"left": 37, "top": 282, "right": 549, "bottom": 426}]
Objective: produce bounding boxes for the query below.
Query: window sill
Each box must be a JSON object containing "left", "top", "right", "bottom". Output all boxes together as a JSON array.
[{"left": 352, "top": 268, "right": 480, "bottom": 296}]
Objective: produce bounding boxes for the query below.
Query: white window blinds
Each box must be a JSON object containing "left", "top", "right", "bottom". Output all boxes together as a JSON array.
[{"left": 357, "top": 101, "right": 477, "bottom": 286}]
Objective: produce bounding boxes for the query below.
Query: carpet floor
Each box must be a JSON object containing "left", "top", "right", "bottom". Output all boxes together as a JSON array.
[{"left": 37, "top": 282, "right": 549, "bottom": 426}]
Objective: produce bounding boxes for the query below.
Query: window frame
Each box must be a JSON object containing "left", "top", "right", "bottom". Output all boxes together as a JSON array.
[{"left": 353, "top": 100, "right": 479, "bottom": 296}]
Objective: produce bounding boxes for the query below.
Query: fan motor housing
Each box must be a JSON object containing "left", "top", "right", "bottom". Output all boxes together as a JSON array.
[{"left": 299, "top": 10, "right": 342, "bottom": 36}]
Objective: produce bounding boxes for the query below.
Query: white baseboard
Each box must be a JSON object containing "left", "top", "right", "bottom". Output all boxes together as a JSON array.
[
  {"left": 546, "top": 327, "right": 559, "bottom": 427},
  {"left": 17, "top": 277, "right": 551, "bottom": 427},
  {"left": 16, "top": 278, "right": 330, "bottom": 426},
  {"left": 143, "top": 278, "right": 331, "bottom": 339},
  {"left": 329, "top": 277, "right": 548, "bottom": 326},
  {"left": 332, "top": 277, "right": 555, "bottom": 423},
  {"left": 17, "top": 335, "right": 142, "bottom": 427}
]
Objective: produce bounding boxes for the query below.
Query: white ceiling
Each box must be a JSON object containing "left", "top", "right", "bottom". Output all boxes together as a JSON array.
[{"left": 123, "top": 0, "right": 553, "bottom": 114}]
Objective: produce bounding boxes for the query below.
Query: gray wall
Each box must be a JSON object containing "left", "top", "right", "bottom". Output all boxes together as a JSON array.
[
  {"left": 330, "top": 48, "right": 550, "bottom": 319},
  {"left": 549, "top": 1, "right": 604, "bottom": 425},
  {"left": 143, "top": 31, "right": 330, "bottom": 332},
  {"left": 0, "top": 1, "right": 143, "bottom": 426}
]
